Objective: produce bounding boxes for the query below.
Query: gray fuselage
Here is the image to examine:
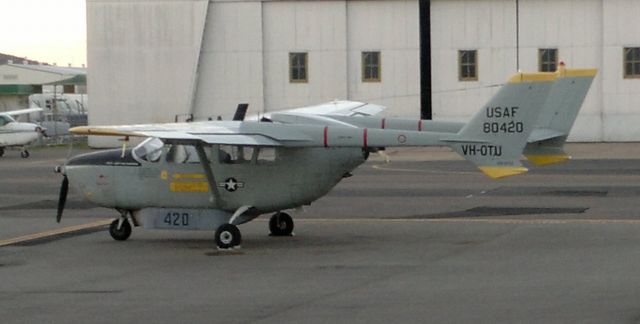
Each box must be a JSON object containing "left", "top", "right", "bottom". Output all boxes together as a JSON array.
[{"left": 65, "top": 144, "right": 366, "bottom": 214}]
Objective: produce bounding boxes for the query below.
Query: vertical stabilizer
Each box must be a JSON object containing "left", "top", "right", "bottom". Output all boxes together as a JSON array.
[
  {"left": 445, "top": 72, "right": 557, "bottom": 178},
  {"left": 524, "top": 64, "right": 597, "bottom": 165}
]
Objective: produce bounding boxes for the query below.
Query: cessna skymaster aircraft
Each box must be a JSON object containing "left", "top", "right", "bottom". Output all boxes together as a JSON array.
[
  {"left": 0, "top": 108, "right": 45, "bottom": 158},
  {"left": 55, "top": 67, "right": 595, "bottom": 249}
]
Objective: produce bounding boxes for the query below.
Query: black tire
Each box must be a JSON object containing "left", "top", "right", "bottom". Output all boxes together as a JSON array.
[
  {"left": 269, "top": 212, "right": 294, "bottom": 236},
  {"left": 0, "top": 147, "right": 4, "bottom": 157},
  {"left": 109, "top": 219, "right": 132, "bottom": 241},
  {"left": 215, "top": 223, "right": 241, "bottom": 249},
  {"left": 21, "top": 150, "right": 29, "bottom": 158}
]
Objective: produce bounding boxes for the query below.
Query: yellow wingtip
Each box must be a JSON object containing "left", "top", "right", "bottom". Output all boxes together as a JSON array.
[
  {"left": 69, "top": 126, "right": 138, "bottom": 137},
  {"left": 525, "top": 154, "right": 571, "bottom": 166},
  {"left": 478, "top": 166, "right": 529, "bottom": 179}
]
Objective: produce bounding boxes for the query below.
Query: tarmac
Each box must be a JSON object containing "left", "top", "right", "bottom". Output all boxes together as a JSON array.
[{"left": 2, "top": 143, "right": 640, "bottom": 323}]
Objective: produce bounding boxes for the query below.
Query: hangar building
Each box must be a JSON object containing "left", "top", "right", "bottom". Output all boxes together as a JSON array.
[{"left": 87, "top": 0, "right": 640, "bottom": 146}]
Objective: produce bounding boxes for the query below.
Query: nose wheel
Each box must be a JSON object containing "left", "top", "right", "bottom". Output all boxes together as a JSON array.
[
  {"left": 269, "top": 212, "right": 294, "bottom": 236},
  {"left": 109, "top": 219, "right": 132, "bottom": 241},
  {"left": 21, "top": 150, "right": 29, "bottom": 158}
]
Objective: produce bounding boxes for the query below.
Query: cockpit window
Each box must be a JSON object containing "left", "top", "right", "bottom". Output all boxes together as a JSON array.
[
  {"left": 0, "top": 115, "right": 15, "bottom": 126},
  {"left": 166, "top": 144, "right": 201, "bottom": 164},
  {"left": 132, "top": 137, "right": 164, "bottom": 162},
  {"left": 219, "top": 145, "right": 255, "bottom": 164}
]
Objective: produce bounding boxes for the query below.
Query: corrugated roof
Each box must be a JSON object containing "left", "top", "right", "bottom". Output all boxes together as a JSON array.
[{"left": 7, "top": 63, "right": 86, "bottom": 76}]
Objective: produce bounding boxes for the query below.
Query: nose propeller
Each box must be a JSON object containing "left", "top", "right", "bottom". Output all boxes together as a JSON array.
[{"left": 56, "top": 175, "right": 69, "bottom": 223}]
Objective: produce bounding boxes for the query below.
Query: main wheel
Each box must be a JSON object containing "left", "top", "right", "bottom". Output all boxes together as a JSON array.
[
  {"left": 109, "top": 219, "right": 132, "bottom": 241},
  {"left": 0, "top": 147, "right": 5, "bottom": 157},
  {"left": 269, "top": 212, "right": 294, "bottom": 236},
  {"left": 21, "top": 150, "right": 29, "bottom": 158},
  {"left": 215, "top": 223, "right": 242, "bottom": 249}
]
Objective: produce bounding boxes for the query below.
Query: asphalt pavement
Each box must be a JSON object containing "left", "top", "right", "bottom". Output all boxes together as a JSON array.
[{"left": 2, "top": 144, "right": 640, "bottom": 323}]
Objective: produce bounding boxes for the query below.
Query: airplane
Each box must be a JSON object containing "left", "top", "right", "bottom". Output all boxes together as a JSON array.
[
  {"left": 0, "top": 107, "right": 46, "bottom": 158},
  {"left": 54, "top": 68, "right": 595, "bottom": 249}
]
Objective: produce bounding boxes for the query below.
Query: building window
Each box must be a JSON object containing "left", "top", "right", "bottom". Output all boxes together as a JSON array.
[
  {"left": 289, "top": 52, "right": 308, "bottom": 83},
  {"left": 624, "top": 47, "right": 640, "bottom": 79},
  {"left": 362, "top": 51, "right": 381, "bottom": 82},
  {"left": 458, "top": 50, "right": 477, "bottom": 81},
  {"left": 539, "top": 48, "right": 558, "bottom": 72}
]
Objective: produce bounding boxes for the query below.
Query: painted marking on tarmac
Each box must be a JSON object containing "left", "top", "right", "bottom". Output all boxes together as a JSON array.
[
  {"left": 294, "top": 218, "right": 640, "bottom": 225},
  {"left": 0, "top": 219, "right": 112, "bottom": 247},
  {"left": 371, "top": 164, "right": 477, "bottom": 175}
]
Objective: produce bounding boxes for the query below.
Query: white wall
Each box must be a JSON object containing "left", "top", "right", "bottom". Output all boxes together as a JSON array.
[
  {"left": 87, "top": 0, "right": 208, "bottom": 147},
  {"left": 431, "top": 0, "right": 517, "bottom": 121},
  {"left": 602, "top": 0, "right": 640, "bottom": 141},
  {"left": 262, "top": 1, "right": 348, "bottom": 113},
  {"left": 192, "top": 1, "right": 264, "bottom": 120},
  {"left": 347, "top": 0, "right": 420, "bottom": 118}
]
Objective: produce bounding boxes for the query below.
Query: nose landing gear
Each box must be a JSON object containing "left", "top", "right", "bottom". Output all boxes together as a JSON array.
[
  {"left": 109, "top": 219, "right": 132, "bottom": 241},
  {"left": 109, "top": 210, "right": 135, "bottom": 241}
]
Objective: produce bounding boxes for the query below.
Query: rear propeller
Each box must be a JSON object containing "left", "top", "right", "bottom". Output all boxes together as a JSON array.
[{"left": 56, "top": 175, "right": 69, "bottom": 223}]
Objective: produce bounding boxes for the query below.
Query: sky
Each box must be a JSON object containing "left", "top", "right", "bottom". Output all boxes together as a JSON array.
[{"left": 0, "top": 0, "right": 87, "bottom": 67}]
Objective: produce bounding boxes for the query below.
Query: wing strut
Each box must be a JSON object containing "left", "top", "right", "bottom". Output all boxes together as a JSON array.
[{"left": 194, "top": 143, "right": 221, "bottom": 205}]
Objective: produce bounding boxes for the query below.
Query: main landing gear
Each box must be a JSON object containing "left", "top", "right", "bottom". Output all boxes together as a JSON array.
[
  {"left": 0, "top": 147, "right": 29, "bottom": 158},
  {"left": 212, "top": 211, "right": 295, "bottom": 249},
  {"left": 215, "top": 223, "right": 242, "bottom": 249},
  {"left": 269, "top": 212, "right": 294, "bottom": 236}
]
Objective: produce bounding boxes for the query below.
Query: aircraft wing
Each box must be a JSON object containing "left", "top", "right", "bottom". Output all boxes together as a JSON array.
[
  {"left": 70, "top": 121, "right": 297, "bottom": 146},
  {"left": 245, "top": 100, "right": 386, "bottom": 122},
  {"left": 284, "top": 100, "right": 385, "bottom": 116},
  {"left": 2, "top": 107, "right": 43, "bottom": 116}
]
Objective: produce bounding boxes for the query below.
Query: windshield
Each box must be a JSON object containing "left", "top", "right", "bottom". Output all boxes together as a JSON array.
[
  {"left": 132, "top": 137, "right": 164, "bottom": 162},
  {"left": 0, "top": 115, "right": 15, "bottom": 126}
]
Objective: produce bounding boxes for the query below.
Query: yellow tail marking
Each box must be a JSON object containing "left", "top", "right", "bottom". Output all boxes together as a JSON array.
[
  {"left": 526, "top": 154, "right": 571, "bottom": 166},
  {"left": 478, "top": 166, "right": 529, "bottom": 179},
  {"left": 508, "top": 72, "right": 557, "bottom": 84}
]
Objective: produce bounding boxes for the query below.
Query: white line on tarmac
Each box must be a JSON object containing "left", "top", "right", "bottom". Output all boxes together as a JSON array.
[
  {"left": 0, "top": 219, "right": 112, "bottom": 247},
  {"left": 295, "top": 218, "right": 640, "bottom": 225},
  {"left": 371, "top": 164, "right": 477, "bottom": 175}
]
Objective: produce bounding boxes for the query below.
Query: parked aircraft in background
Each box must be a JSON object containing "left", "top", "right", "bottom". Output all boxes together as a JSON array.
[
  {"left": 0, "top": 108, "right": 45, "bottom": 158},
  {"left": 55, "top": 68, "right": 595, "bottom": 249}
]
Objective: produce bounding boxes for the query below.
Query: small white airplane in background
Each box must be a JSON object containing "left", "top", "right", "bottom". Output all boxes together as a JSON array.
[{"left": 0, "top": 108, "right": 46, "bottom": 158}]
